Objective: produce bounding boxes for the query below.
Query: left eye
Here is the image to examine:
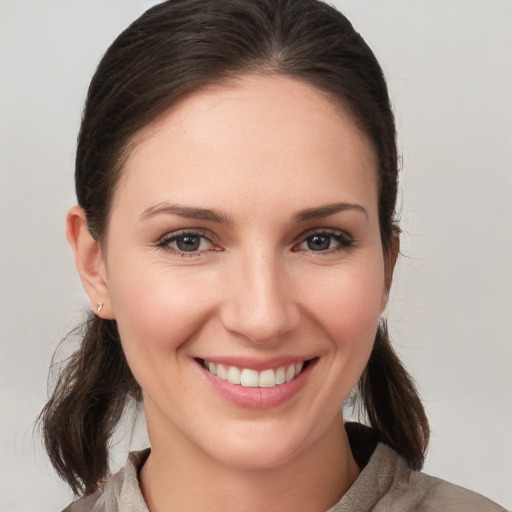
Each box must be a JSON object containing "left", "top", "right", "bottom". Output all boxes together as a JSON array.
[
  {"left": 158, "top": 231, "right": 214, "bottom": 253},
  {"left": 296, "top": 231, "right": 352, "bottom": 252}
]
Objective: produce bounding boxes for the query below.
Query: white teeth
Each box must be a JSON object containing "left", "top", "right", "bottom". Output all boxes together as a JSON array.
[
  {"left": 217, "top": 363, "right": 227, "bottom": 380},
  {"left": 226, "top": 366, "right": 241, "bottom": 385},
  {"left": 258, "top": 369, "right": 276, "bottom": 388},
  {"left": 203, "top": 360, "right": 307, "bottom": 388},
  {"left": 275, "top": 366, "right": 286, "bottom": 385},
  {"left": 240, "top": 368, "right": 259, "bottom": 387},
  {"left": 285, "top": 364, "right": 295, "bottom": 383}
]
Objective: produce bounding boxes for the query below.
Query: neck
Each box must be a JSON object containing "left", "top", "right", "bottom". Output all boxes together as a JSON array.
[{"left": 140, "top": 412, "right": 359, "bottom": 512}]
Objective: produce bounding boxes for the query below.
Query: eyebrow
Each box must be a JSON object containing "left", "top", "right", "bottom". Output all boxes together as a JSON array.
[
  {"left": 295, "top": 202, "right": 368, "bottom": 222},
  {"left": 139, "top": 201, "right": 367, "bottom": 224},
  {"left": 139, "top": 203, "right": 231, "bottom": 224}
]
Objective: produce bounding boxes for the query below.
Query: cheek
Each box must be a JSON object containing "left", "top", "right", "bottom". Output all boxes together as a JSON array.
[
  {"left": 107, "top": 261, "right": 215, "bottom": 358},
  {"left": 300, "top": 258, "right": 385, "bottom": 351},
  {"left": 290, "top": 256, "right": 385, "bottom": 435}
]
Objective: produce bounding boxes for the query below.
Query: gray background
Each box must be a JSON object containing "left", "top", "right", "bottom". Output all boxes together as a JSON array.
[{"left": 1, "top": 0, "right": 511, "bottom": 509}]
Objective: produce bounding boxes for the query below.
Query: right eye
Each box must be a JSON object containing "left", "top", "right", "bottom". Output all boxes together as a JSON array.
[{"left": 156, "top": 230, "right": 216, "bottom": 256}]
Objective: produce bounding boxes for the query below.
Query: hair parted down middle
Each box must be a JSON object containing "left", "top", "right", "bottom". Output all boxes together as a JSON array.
[{"left": 39, "top": 0, "right": 429, "bottom": 496}]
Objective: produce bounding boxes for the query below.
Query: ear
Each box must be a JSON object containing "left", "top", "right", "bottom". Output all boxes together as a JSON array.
[
  {"left": 380, "top": 229, "right": 400, "bottom": 313},
  {"left": 66, "top": 206, "right": 115, "bottom": 319}
]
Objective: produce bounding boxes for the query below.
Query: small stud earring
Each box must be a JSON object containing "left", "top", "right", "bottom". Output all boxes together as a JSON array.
[{"left": 96, "top": 302, "right": 104, "bottom": 314}]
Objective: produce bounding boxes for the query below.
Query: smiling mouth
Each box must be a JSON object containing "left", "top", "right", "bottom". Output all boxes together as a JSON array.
[{"left": 197, "top": 358, "right": 315, "bottom": 388}]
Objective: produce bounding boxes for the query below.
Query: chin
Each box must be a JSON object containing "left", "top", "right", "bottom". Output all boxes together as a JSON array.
[
  {"left": 209, "top": 438, "right": 303, "bottom": 472},
  {"left": 197, "top": 417, "right": 332, "bottom": 473}
]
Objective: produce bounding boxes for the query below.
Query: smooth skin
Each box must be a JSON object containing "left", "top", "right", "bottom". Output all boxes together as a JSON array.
[{"left": 67, "top": 75, "right": 398, "bottom": 512}]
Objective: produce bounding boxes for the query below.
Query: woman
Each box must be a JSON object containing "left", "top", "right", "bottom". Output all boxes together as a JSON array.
[{"left": 39, "top": 0, "right": 506, "bottom": 510}]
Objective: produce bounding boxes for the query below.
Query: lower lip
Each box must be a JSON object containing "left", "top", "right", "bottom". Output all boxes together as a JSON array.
[{"left": 197, "top": 360, "right": 316, "bottom": 409}]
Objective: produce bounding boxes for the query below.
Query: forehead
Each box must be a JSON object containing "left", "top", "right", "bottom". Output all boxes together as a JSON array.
[{"left": 114, "top": 74, "right": 379, "bottom": 219}]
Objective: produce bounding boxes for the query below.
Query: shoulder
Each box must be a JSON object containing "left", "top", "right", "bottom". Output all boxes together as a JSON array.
[
  {"left": 62, "top": 449, "right": 150, "bottom": 512},
  {"left": 401, "top": 469, "right": 507, "bottom": 512},
  {"left": 372, "top": 443, "right": 507, "bottom": 512},
  {"left": 335, "top": 426, "right": 507, "bottom": 512}
]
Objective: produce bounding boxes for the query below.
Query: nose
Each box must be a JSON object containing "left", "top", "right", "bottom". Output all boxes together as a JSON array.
[{"left": 219, "top": 250, "right": 300, "bottom": 344}]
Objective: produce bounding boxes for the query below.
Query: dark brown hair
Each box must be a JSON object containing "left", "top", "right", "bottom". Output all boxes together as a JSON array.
[{"left": 39, "top": 0, "right": 429, "bottom": 496}]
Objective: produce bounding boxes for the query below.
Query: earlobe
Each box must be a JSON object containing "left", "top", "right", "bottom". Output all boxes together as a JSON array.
[{"left": 66, "top": 206, "right": 114, "bottom": 319}]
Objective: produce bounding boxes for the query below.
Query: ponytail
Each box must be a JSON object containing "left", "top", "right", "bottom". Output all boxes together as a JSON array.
[
  {"left": 358, "top": 320, "right": 430, "bottom": 470},
  {"left": 38, "top": 315, "right": 140, "bottom": 495}
]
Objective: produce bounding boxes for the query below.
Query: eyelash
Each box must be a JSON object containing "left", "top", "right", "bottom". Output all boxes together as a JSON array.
[
  {"left": 292, "top": 229, "right": 354, "bottom": 255},
  {"left": 155, "top": 229, "right": 218, "bottom": 257},
  {"left": 155, "top": 228, "right": 354, "bottom": 257}
]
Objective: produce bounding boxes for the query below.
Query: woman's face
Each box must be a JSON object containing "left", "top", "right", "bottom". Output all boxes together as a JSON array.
[{"left": 101, "top": 75, "right": 391, "bottom": 470}]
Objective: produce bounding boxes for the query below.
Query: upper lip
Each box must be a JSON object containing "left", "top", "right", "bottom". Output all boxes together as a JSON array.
[{"left": 195, "top": 356, "right": 317, "bottom": 372}]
